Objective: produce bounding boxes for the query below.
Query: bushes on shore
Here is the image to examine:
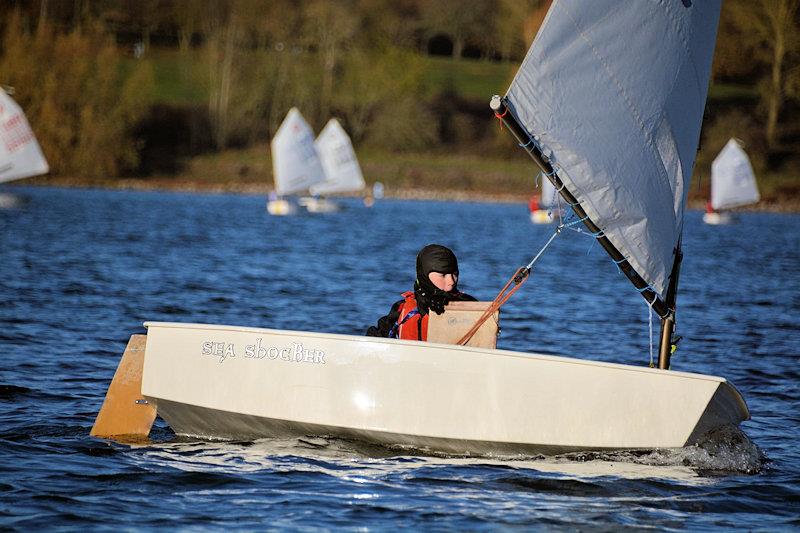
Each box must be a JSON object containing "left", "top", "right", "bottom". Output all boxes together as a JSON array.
[{"left": 0, "top": 13, "right": 154, "bottom": 177}]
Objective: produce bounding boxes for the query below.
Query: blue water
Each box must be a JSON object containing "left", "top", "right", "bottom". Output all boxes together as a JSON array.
[{"left": 1, "top": 187, "right": 798, "bottom": 530}]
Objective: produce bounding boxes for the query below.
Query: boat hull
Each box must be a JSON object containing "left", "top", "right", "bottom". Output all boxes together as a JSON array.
[
  {"left": 530, "top": 209, "right": 554, "bottom": 224},
  {"left": 298, "top": 197, "right": 339, "bottom": 213},
  {"left": 703, "top": 211, "right": 734, "bottom": 225},
  {"left": 266, "top": 199, "right": 297, "bottom": 216},
  {"left": 141, "top": 322, "right": 749, "bottom": 455}
]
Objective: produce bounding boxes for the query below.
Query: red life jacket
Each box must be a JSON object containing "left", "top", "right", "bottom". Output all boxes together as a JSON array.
[{"left": 396, "top": 291, "right": 428, "bottom": 341}]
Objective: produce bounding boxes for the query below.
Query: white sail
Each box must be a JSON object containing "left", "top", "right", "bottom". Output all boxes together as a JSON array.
[
  {"left": 505, "top": 0, "right": 721, "bottom": 300},
  {"left": 540, "top": 173, "right": 557, "bottom": 208},
  {"left": 710, "top": 139, "right": 759, "bottom": 211},
  {"left": 270, "top": 108, "right": 325, "bottom": 196},
  {"left": 0, "top": 89, "right": 49, "bottom": 183},
  {"left": 310, "top": 119, "right": 365, "bottom": 196}
]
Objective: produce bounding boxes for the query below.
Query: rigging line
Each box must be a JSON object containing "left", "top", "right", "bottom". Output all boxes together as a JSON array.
[
  {"left": 542, "top": 167, "right": 557, "bottom": 177},
  {"left": 636, "top": 284, "right": 659, "bottom": 306},
  {"left": 525, "top": 227, "right": 562, "bottom": 270},
  {"left": 458, "top": 224, "right": 564, "bottom": 346}
]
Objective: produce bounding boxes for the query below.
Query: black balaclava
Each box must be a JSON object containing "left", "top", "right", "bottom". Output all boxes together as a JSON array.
[{"left": 414, "top": 244, "right": 461, "bottom": 316}]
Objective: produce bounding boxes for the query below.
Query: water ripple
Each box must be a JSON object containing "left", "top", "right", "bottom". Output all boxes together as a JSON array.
[{"left": 1, "top": 188, "right": 798, "bottom": 529}]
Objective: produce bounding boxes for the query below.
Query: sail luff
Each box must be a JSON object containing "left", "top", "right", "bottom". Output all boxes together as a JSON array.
[{"left": 504, "top": 0, "right": 722, "bottom": 302}]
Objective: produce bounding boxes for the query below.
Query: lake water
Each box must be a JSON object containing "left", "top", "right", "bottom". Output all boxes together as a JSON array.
[{"left": 1, "top": 187, "right": 798, "bottom": 529}]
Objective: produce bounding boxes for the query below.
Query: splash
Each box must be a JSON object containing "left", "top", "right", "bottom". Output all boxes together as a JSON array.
[{"left": 555, "top": 425, "right": 764, "bottom": 475}]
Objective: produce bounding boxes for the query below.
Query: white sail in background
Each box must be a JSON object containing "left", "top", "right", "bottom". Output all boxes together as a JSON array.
[
  {"left": 271, "top": 108, "right": 325, "bottom": 196},
  {"left": 0, "top": 88, "right": 49, "bottom": 183},
  {"left": 711, "top": 139, "right": 759, "bottom": 210},
  {"left": 540, "top": 174, "right": 557, "bottom": 208},
  {"left": 310, "top": 119, "right": 365, "bottom": 196},
  {"left": 506, "top": 0, "right": 721, "bottom": 299}
]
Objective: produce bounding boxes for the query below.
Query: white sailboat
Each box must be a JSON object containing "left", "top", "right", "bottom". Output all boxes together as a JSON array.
[
  {"left": 704, "top": 138, "right": 760, "bottom": 225},
  {"left": 267, "top": 108, "right": 326, "bottom": 216},
  {"left": 299, "top": 118, "right": 366, "bottom": 214},
  {"left": 94, "top": 0, "right": 749, "bottom": 455},
  {"left": 0, "top": 88, "right": 49, "bottom": 207}
]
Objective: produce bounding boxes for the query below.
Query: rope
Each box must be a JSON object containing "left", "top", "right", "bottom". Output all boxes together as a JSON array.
[
  {"left": 636, "top": 284, "right": 658, "bottom": 306},
  {"left": 456, "top": 266, "right": 529, "bottom": 346},
  {"left": 494, "top": 108, "right": 508, "bottom": 130},
  {"left": 519, "top": 138, "right": 534, "bottom": 148},
  {"left": 457, "top": 225, "right": 564, "bottom": 346}
]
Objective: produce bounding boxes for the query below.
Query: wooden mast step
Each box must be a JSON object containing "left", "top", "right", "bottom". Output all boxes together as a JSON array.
[{"left": 90, "top": 334, "right": 157, "bottom": 441}]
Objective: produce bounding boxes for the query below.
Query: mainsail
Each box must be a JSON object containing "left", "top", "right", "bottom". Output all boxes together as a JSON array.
[
  {"left": 310, "top": 119, "right": 365, "bottom": 196},
  {"left": 711, "top": 139, "right": 760, "bottom": 211},
  {"left": 271, "top": 108, "right": 325, "bottom": 196},
  {"left": 503, "top": 0, "right": 721, "bottom": 303},
  {"left": 0, "top": 88, "right": 49, "bottom": 183}
]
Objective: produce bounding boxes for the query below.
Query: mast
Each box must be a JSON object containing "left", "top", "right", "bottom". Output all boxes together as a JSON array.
[
  {"left": 657, "top": 243, "right": 682, "bottom": 369},
  {"left": 490, "top": 95, "right": 670, "bottom": 320}
]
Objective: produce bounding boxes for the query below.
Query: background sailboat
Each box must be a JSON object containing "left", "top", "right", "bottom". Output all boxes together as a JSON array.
[
  {"left": 704, "top": 138, "right": 760, "bottom": 225},
  {"left": 529, "top": 173, "right": 558, "bottom": 224},
  {"left": 300, "top": 118, "right": 366, "bottom": 213},
  {"left": 267, "top": 108, "right": 326, "bottom": 216},
  {"left": 0, "top": 88, "right": 49, "bottom": 207}
]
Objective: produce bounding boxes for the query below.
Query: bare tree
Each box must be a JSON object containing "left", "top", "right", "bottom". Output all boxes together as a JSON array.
[
  {"left": 204, "top": 1, "right": 238, "bottom": 149},
  {"left": 728, "top": 0, "right": 800, "bottom": 149},
  {"left": 491, "top": 0, "right": 539, "bottom": 61},
  {"left": 172, "top": 0, "right": 202, "bottom": 54},
  {"left": 304, "top": 0, "right": 359, "bottom": 122}
]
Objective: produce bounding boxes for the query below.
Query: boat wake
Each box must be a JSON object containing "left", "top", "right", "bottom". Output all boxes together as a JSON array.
[
  {"left": 552, "top": 426, "right": 764, "bottom": 476},
  {"left": 137, "top": 425, "right": 763, "bottom": 481}
]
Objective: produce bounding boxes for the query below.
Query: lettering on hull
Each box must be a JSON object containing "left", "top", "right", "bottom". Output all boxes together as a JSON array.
[{"left": 201, "top": 338, "right": 326, "bottom": 365}]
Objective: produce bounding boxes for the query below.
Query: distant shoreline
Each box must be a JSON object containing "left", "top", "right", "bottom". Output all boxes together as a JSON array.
[{"left": 10, "top": 176, "right": 800, "bottom": 213}]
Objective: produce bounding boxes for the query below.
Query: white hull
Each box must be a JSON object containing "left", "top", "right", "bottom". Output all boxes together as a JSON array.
[
  {"left": 298, "top": 197, "right": 339, "bottom": 213},
  {"left": 141, "top": 322, "right": 749, "bottom": 455},
  {"left": 530, "top": 209, "right": 555, "bottom": 224},
  {"left": 703, "top": 212, "right": 734, "bottom": 225},
  {"left": 0, "top": 192, "right": 24, "bottom": 209},
  {"left": 266, "top": 199, "right": 297, "bottom": 216}
]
